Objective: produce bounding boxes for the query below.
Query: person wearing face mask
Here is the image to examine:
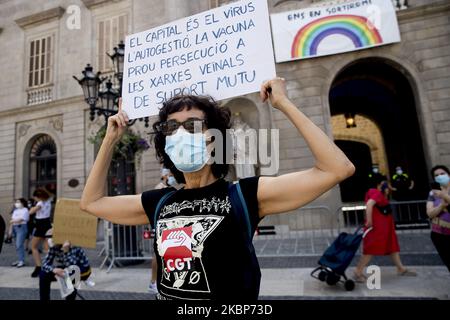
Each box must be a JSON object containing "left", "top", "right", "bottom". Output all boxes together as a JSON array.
[
  {"left": 426, "top": 165, "right": 450, "bottom": 272},
  {"left": 80, "top": 78, "right": 355, "bottom": 300},
  {"left": 9, "top": 198, "right": 29, "bottom": 268},
  {"left": 390, "top": 166, "right": 414, "bottom": 201},
  {"left": 154, "top": 168, "right": 178, "bottom": 189},
  {"left": 367, "top": 164, "right": 384, "bottom": 190},
  {"left": 354, "top": 175, "right": 416, "bottom": 282}
]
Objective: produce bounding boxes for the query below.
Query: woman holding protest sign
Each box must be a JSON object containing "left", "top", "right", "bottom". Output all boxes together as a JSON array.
[{"left": 80, "top": 77, "right": 355, "bottom": 300}]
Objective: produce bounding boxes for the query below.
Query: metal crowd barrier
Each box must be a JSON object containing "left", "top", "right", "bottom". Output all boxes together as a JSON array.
[
  {"left": 336, "top": 200, "right": 430, "bottom": 234},
  {"left": 99, "top": 221, "right": 154, "bottom": 272},
  {"left": 98, "top": 200, "right": 433, "bottom": 262},
  {"left": 253, "top": 205, "right": 337, "bottom": 256},
  {"left": 335, "top": 200, "right": 435, "bottom": 255}
]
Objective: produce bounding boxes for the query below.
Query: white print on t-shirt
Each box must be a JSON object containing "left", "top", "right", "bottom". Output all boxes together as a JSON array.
[
  {"left": 160, "top": 196, "right": 232, "bottom": 218},
  {"left": 156, "top": 215, "right": 224, "bottom": 298}
]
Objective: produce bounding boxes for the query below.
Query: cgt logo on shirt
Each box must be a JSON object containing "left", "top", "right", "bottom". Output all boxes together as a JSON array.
[{"left": 161, "top": 226, "right": 193, "bottom": 272}]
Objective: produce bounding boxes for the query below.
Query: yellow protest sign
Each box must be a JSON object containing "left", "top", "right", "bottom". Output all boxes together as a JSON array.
[{"left": 52, "top": 198, "right": 97, "bottom": 248}]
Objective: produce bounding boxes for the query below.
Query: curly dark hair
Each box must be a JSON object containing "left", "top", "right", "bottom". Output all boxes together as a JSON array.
[
  {"left": 430, "top": 165, "right": 450, "bottom": 178},
  {"left": 152, "top": 95, "right": 232, "bottom": 184},
  {"left": 33, "top": 188, "right": 50, "bottom": 201},
  {"left": 368, "top": 174, "right": 387, "bottom": 189}
]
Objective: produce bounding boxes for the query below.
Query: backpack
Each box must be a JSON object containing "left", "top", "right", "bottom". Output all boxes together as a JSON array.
[{"left": 153, "top": 181, "right": 261, "bottom": 299}]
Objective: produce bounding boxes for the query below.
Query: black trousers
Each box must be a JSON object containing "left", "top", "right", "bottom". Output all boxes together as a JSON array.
[
  {"left": 431, "top": 231, "right": 450, "bottom": 272},
  {"left": 39, "top": 271, "right": 77, "bottom": 300}
]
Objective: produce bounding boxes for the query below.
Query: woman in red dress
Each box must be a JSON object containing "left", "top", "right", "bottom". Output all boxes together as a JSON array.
[{"left": 353, "top": 175, "right": 416, "bottom": 282}]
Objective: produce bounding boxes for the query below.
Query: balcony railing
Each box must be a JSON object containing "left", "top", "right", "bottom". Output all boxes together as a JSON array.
[{"left": 27, "top": 84, "right": 53, "bottom": 105}]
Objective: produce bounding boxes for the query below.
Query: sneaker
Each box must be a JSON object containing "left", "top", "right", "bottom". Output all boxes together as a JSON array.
[
  {"left": 16, "top": 261, "right": 25, "bottom": 268},
  {"left": 148, "top": 282, "right": 158, "bottom": 294},
  {"left": 4, "top": 237, "right": 12, "bottom": 244},
  {"left": 31, "top": 266, "right": 41, "bottom": 278},
  {"left": 11, "top": 261, "right": 19, "bottom": 267},
  {"left": 84, "top": 279, "right": 96, "bottom": 287}
]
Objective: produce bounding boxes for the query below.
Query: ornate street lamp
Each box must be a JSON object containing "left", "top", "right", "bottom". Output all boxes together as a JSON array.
[
  {"left": 99, "top": 78, "right": 119, "bottom": 116},
  {"left": 72, "top": 64, "right": 103, "bottom": 121},
  {"left": 73, "top": 42, "right": 149, "bottom": 127},
  {"left": 108, "top": 41, "right": 125, "bottom": 93}
]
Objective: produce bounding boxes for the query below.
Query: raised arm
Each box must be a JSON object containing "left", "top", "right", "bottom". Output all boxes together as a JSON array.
[
  {"left": 80, "top": 100, "right": 148, "bottom": 226},
  {"left": 426, "top": 200, "right": 447, "bottom": 219},
  {"left": 29, "top": 205, "right": 41, "bottom": 215},
  {"left": 257, "top": 78, "right": 355, "bottom": 217}
]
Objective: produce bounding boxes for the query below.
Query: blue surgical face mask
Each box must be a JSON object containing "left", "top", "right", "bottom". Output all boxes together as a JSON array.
[
  {"left": 167, "top": 176, "right": 177, "bottom": 186},
  {"left": 435, "top": 173, "right": 450, "bottom": 186},
  {"left": 164, "top": 129, "right": 210, "bottom": 173}
]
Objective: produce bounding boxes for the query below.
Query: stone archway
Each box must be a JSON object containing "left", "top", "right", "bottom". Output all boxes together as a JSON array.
[
  {"left": 331, "top": 114, "right": 389, "bottom": 176},
  {"left": 321, "top": 53, "right": 437, "bottom": 170},
  {"left": 15, "top": 118, "right": 63, "bottom": 199},
  {"left": 328, "top": 57, "right": 430, "bottom": 200}
]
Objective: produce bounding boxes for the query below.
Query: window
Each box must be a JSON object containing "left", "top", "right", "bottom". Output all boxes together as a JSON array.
[
  {"left": 97, "top": 14, "right": 128, "bottom": 72},
  {"left": 29, "top": 134, "right": 57, "bottom": 198},
  {"left": 28, "top": 35, "right": 53, "bottom": 88}
]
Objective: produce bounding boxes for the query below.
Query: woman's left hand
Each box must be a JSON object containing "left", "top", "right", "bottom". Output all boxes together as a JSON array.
[
  {"left": 433, "top": 189, "right": 445, "bottom": 199},
  {"left": 260, "top": 77, "right": 289, "bottom": 110}
]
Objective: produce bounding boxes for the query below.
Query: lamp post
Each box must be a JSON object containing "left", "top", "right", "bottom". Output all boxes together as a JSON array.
[
  {"left": 73, "top": 41, "right": 149, "bottom": 127},
  {"left": 74, "top": 42, "right": 145, "bottom": 263}
]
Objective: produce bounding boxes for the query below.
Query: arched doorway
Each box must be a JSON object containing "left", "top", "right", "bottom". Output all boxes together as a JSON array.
[
  {"left": 28, "top": 134, "right": 57, "bottom": 198},
  {"left": 330, "top": 58, "right": 429, "bottom": 202},
  {"left": 335, "top": 140, "right": 372, "bottom": 202}
]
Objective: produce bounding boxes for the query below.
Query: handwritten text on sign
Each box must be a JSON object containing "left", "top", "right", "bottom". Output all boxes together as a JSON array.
[{"left": 122, "top": 0, "right": 276, "bottom": 119}]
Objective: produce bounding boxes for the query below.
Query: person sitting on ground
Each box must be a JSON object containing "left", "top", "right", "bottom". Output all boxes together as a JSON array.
[{"left": 39, "top": 230, "right": 92, "bottom": 300}]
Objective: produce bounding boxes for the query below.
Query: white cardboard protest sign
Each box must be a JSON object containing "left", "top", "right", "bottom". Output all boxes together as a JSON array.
[
  {"left": 122, "top": 0, "right": 276, "bottom": 119},
  {"left": 271, "top": 0, "right": 401, "bottom": 63}
]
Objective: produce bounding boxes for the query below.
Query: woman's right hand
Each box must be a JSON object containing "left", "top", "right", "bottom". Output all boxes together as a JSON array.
[{"left": 105, "top": 98, "right": 129, "bottom": 143}]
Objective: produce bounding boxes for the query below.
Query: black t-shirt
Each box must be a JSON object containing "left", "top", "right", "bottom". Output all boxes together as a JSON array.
[
  {"left": 141, "top": 177, "right": 261, "bottom": 300},
  {"left": 392, "top": 174, "right": 411, "bottom": 192}
]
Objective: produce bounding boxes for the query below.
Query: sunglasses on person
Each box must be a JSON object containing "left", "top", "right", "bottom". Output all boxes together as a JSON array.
[{"left": 155, "top": 118, "right": 207, "bottom": 136}]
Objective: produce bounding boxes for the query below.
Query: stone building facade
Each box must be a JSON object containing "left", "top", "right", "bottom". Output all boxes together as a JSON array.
[{"left": 0, "top": 0, "right": 449, "bottom": 228}]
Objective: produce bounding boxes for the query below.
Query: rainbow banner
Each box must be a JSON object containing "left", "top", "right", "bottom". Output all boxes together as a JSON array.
[{"left": 271, "top": 0, "right": 401, "bottom": 62}]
